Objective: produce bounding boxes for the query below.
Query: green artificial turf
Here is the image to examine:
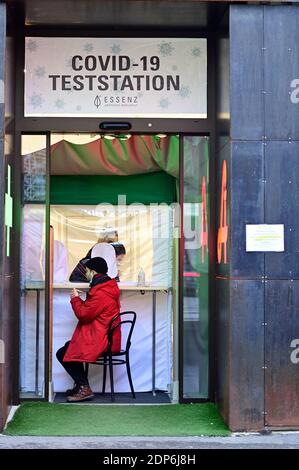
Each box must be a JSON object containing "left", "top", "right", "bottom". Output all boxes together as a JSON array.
[{"left": 4, "top": 402, "right": 230, "bottom": 437}]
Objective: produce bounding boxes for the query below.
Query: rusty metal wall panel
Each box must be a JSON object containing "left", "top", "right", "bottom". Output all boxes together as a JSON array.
[
  {"left": 228, "top": 4, "right": 265, "bottom": 432},
  {"left": 265, "top": 280, "right": 299, "bottom": 427},
  {"left": 215, "top": 137, "right": 231, "bottom": 278},
  {"left": 12, "top": 1, "right": 228, "bottom": 29},
  {"left": 229, "top": 280, "right": 264, "bottom": 431},
  {"left": 265, "top": 141, "right": 299, "bottom": 279},
  {"left": 228, "top": 3, "right": 299, "bottom": 432},
  {"left": 215, "top": 278, "right": 230, "bottom": 423},
  {"left": 230, "top": 5, "right": 264, "bottom": 140},
  {"left": 231, "top": 142, "right": 264, "bottom": 278},
  {"left": 264, "top": 5, "right": 299, "bottom": 140},
  {"left": 214, "top": 26, "right": 230, "bottom": 423},
  {"left": 2, "top": 272, "right": 14, "bottom": 395}
]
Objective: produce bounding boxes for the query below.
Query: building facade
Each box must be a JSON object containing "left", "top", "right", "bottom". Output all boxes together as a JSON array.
[{"left": 1, "top": 0, "right": 299, "bottom": 432}]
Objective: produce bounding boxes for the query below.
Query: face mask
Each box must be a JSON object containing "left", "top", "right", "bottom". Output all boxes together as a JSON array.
[{"left": 86, "top": 268, "right": 94, "bottom": 282}]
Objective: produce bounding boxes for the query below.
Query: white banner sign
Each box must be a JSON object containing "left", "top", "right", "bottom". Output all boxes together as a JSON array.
[
  {"left": 24, "top": 37, "right": 207, "bottom": 118},
  {"left": 246, "top": 224, "right": 285, "bottom": 252}
]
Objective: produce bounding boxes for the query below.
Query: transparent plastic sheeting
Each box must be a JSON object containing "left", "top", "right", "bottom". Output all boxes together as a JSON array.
[{"left": 20, "top": 204, "right": 174, "bottom": 393}]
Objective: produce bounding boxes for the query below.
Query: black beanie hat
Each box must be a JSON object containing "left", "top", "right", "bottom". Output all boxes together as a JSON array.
[{"left": 85, "top": 257, "right": 108, "bottom": 274}]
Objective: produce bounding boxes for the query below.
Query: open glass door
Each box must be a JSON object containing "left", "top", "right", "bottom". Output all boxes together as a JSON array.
[
  {"left": 181, "top": 135, "right": 209, "bottom": 400},
  {"left": 19, "top": 134, "right": 50, "bottom": 399}
]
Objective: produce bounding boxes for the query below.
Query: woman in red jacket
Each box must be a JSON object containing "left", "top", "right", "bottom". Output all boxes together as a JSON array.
[{"left": 56, "top": 257, "right": 121, "bottom": 402}]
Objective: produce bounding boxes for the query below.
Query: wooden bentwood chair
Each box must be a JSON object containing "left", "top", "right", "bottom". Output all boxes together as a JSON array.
[{"left": 85, "top": 311, "right": 137, "bottom": 402}]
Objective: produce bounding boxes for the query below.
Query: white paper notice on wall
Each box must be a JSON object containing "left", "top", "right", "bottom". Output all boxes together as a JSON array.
[{"left": 246, "top": 224, "right": 284, "bottom": 252}]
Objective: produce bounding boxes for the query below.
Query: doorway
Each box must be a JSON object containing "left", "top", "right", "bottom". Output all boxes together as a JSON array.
[{"left": 18, "top": 132, "right": 210, "bottom": 403}]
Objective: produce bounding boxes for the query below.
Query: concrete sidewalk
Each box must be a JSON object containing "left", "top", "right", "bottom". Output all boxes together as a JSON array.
[{"left": 1, "top": 433, "right": 299, "bottom": 449}]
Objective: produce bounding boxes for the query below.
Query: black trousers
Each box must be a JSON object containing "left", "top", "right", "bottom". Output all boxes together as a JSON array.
[{"left": 56, "top": 341, "right": 89, "bottom": 386}]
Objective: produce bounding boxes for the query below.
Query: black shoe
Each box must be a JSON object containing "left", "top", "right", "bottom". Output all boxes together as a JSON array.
[{"left": 65, "top": 382, "right": 78, "bottom": 396}]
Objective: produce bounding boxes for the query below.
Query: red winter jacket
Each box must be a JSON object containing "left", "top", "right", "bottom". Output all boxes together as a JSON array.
[{"left": 63, "top": 276, "right": 121, "bottom": 362}]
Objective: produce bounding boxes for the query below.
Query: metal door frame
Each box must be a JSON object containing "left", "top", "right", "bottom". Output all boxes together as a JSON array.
[{"left": 12, "top": 26, "right": 217, "bottom": 404}]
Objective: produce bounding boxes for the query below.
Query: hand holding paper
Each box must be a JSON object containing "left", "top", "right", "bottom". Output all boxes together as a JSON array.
[{"left": 70, "top": 288, "right": 80, "bottom": 299}]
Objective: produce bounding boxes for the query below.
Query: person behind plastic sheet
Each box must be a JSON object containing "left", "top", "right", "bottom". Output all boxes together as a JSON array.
[
  {"left": 69, "top": 229, "right": 126, "bottom": 282},
  {"left": 91, "top": 230, "right": 127, "bottom": 280},
  {"left": 111, "top": 242, "right": 126, "bottom": 281},
  {"left": 56, "top": 257, "right": 121, "bottom": 402}
]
